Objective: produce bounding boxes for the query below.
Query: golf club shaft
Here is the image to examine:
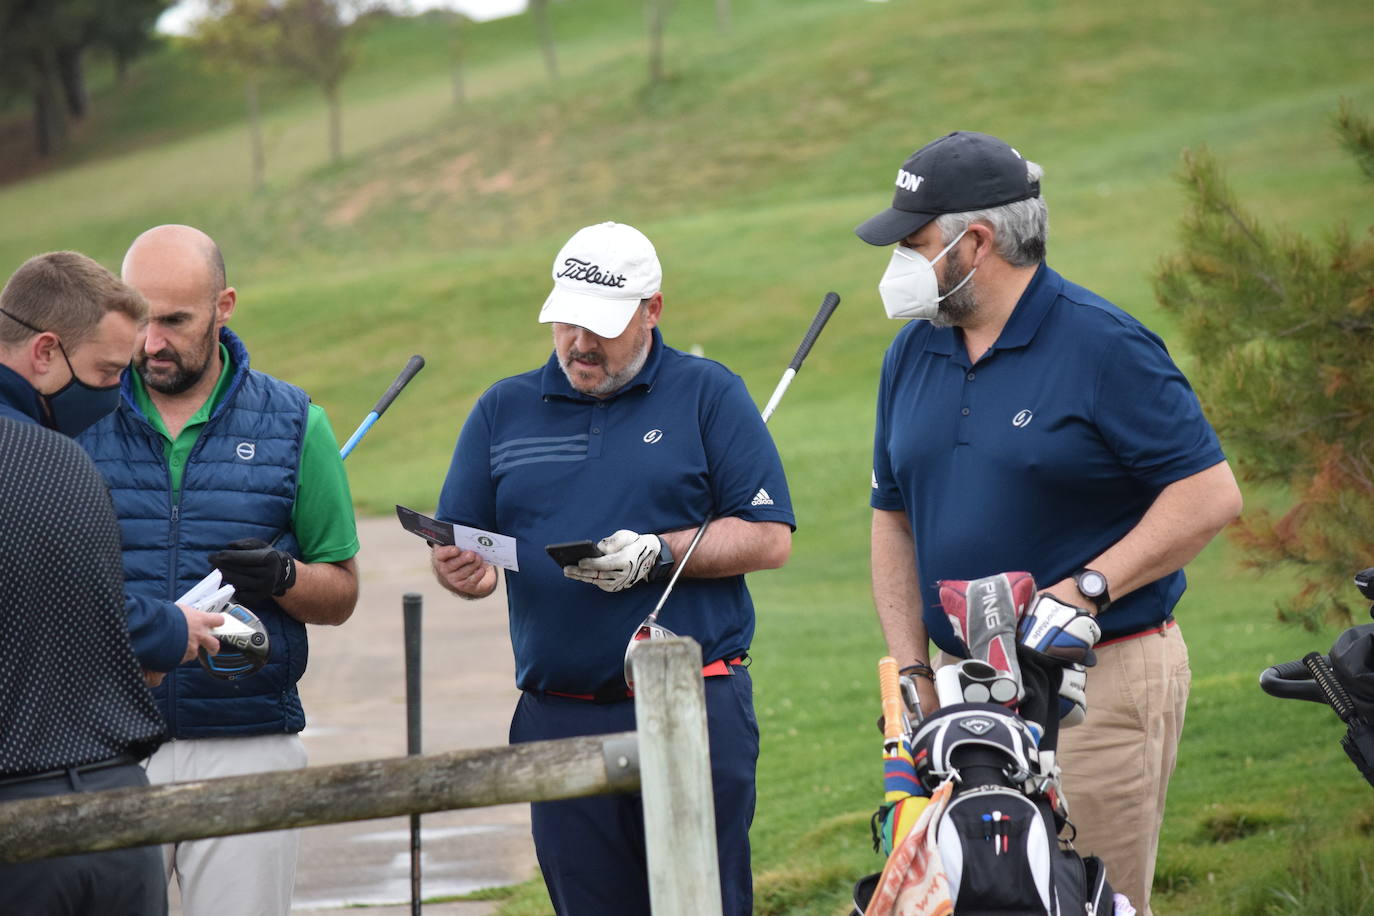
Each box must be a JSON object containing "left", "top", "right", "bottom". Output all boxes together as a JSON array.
[
  {"left": 649, "top": 291, "right": 842, "bottom": 615},
  {"left": 340, "top": 354, "right": 426, "bottom": 459},
  {"left": 761, "top": 291, "right": 840, "bottom": 422},
  {"left": 268, "top": 356, "right": 427, "bottom": 549},
  {"left": 648, "top": 512, "right": 715, "bottom": 619}
]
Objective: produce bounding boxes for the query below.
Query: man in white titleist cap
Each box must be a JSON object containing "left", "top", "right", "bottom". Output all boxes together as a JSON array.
[{"left": 433, "top": 221, "right": 795, "bottom": 915}]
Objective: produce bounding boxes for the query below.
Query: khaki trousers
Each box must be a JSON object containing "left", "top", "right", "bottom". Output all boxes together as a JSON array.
[
  {"left": 145, "top": 733, "right": 308, "bottom": 916},
  {"left": 1057, "top": 622, "right": 1190, "bottom": 916}
]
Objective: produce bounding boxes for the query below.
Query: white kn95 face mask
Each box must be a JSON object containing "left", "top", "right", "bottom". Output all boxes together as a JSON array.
[{"left": 877, "top": 228, "right": 976, "bottom": 321}]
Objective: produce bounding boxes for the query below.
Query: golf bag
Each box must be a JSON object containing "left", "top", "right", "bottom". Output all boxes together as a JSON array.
[
  {"left": 853, "top": 573, "right": 1119, "bottom": 916},
  {"left": 1259, "top": 566, "right": 1374, "bottom": 789}
]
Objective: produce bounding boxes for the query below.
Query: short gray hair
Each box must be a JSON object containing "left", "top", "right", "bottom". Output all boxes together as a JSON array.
[{"left": 934, "top": 160, "right": 1047, "bottom": 267}]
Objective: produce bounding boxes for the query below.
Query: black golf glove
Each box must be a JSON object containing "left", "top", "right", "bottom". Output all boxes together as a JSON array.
[{"left": 208, "top": 538, "right": 297, "bottom": 600}]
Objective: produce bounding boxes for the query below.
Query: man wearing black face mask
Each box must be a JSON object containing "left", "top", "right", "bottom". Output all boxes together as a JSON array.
[
  {"left": 0, "top": 250, "right": 172, "bottom": 914},
  {"left": 856, "top": 131, "right": 1244, "bottom": 915},
  {"left": 79, "top": 224, "right": 360, "bottom": 916}
]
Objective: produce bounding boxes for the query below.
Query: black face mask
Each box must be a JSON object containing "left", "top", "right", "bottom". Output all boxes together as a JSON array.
[
  {"left": 0, "top": 306, "right": 123, "bottom": 436},
  {"left": 43, "top": 340, "right": 120, "bottom": 437}
]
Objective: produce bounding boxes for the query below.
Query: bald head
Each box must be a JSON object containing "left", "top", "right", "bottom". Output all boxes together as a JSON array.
[
  {"left": 122, "top": 225, "right": 237, "bottom": 400},
  {"left": 122, "top": 224, "right": 226, "bottom": 303}
]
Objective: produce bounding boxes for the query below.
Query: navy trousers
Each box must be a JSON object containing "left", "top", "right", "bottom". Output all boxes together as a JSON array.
[
  {"left": 510, "top": 668, "right": 759, "bottom": 916},
  {"left": 0, "top": 761, "right": 167, "bottom": 916}
]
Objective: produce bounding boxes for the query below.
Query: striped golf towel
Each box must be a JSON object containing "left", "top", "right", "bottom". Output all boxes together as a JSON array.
[{"left": 867, "top": 777, "right": 954, "bottom": 916}]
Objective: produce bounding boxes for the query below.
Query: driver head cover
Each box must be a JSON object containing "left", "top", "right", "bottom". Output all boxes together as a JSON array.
[{"left": 539, "top": 221, "right": 662, "bottom": 339}]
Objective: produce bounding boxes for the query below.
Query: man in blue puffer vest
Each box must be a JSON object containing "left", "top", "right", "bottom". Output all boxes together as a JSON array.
[{"left": 80, "top": 225, "right": 360, "bottom": 916}]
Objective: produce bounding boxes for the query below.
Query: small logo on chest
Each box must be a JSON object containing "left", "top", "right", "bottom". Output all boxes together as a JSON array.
[
  {"left": 236, "top": 442, "right": 257, "bottom": 460},
  {"left": 643, "top": 429, "right": 663, "bottom": 444},
  {"left": 1011, "top": 410, "right": 1033, "bottom": 428}
]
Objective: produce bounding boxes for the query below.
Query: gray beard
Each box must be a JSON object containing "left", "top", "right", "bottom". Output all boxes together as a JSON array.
[
  {"left": 929, "top": 248, "right": 978, "bottom": 329},
  {"left": 559, "top": 331, "right": 651, "bottom": 396}
]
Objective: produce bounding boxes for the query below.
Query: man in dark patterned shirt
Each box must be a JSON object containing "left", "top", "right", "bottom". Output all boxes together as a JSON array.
[{"left": 0, "top": 251, "right": 177, "bottom": 915}]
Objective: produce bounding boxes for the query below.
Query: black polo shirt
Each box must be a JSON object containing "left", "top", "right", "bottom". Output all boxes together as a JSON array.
[{"left": 0, "top": 414, "right": 164, "bottom": 777}]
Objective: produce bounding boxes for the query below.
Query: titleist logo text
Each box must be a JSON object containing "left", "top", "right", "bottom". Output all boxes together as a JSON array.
[{"left": 557, "top": 258, "right": 627, "bottom": 289}]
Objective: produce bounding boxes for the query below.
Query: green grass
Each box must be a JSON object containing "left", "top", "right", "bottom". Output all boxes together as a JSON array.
[{"left": 2, "top": 0, "right": 1374, "bottom": 912}]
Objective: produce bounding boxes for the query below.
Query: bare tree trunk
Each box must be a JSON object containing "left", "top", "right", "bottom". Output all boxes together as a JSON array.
[
  {"left": 56, "top": 45, "right": 88, "bottom": 119},
  {"left": 325, "top": 80, "right": 342, "bottom": 163},
  {"left": 716, "top": 0, "right": 731, "bottom": 34},
  {"left": 31, "top": 50, "right": 68, "bottom": 157},
  {"left": 647, "top": 0, "right": 665, "bottom": 84},
  {"left": 531, "top": 0, "right": 558, "bottom": 81},
  {"left": 451, "top": 64, "right": 464, "bottom": 106},
  {"left": 246, "top": 79, "right": 265, "bottom": 193}
]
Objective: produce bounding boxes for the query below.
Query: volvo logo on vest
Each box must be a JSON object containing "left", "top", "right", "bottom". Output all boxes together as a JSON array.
[
  {"left": 895, "top": 169, "right": 924, "bottom": 193},
  {"left": 236, "top": 442, "right": 256, "bottom": 460}
]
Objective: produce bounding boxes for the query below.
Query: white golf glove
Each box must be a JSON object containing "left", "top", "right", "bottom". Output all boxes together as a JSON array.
[
  {"left": 563, "top": 529, "right": 662, "bottom": 593},
  {"left": 1059, "top": 662, "right": 1087, "bottom": 727},
  {"left": 1018, "top": 593, "right": 1101, "bottom": 665}
]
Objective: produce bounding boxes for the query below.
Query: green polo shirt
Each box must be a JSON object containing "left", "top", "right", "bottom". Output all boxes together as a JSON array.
[{"left": 131, "top": 343, "right": 359, "bottom": 564}]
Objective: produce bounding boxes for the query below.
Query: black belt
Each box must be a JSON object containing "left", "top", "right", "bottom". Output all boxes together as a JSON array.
[{"left": 0, "top": 754, "right": 136, "bottom": 789}]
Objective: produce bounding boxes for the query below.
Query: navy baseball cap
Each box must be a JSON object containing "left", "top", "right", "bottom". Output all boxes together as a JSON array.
[{"left": 855, "top": 131, "right": 1040, "bottom": 246}]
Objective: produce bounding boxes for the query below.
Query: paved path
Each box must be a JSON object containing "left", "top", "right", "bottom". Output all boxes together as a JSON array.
[{"left": 172, "top": 516, "right": 540, "bottom": 913}]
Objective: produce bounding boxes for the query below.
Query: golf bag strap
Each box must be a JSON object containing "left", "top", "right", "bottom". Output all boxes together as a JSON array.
[{"left": 542, "top": 657, "right": 746, "bottom": 703}]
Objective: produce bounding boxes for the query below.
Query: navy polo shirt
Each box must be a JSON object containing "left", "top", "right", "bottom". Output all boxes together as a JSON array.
[
  {"left": 438, "top": 328, "right": 795, "bottom": 693},
  {"left": 871, "top": 264, "right": 1225, "bottom": 653}
]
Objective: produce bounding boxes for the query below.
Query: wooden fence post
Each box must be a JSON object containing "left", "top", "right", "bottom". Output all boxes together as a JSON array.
[{"left": 631, "top": 637, "right": 723, "bottom": 916}]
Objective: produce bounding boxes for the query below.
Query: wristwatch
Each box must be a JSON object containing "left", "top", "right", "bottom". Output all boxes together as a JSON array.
[
  {"left": 649, "top": 537, "right": 675, "bottom": 583},
  {"left": 1072, "top": 568, "right": 1111, "bottom": 613}
]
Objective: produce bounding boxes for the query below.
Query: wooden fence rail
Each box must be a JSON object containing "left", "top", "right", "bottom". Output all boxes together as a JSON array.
[
  {"left": 0, "top": 637, "right": 720, "bottom": 915},
  {"left": 0, "top": 731, "right": 639, "bottom": 863}
]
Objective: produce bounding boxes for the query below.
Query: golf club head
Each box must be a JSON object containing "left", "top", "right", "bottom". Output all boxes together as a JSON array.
[
  {"left": 898, "top": 674, "right": 924, "bottom": 730},
  {"left": 623, "top": 621, "right": 676, "bottom": 688},
  {"left": 199, "top": 603, "right": 270, "bottom": 681}
]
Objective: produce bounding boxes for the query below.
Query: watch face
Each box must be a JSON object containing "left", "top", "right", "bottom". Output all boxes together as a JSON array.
[{"left": 1078, "top": 570, "right": 1107, "bottom": 597}]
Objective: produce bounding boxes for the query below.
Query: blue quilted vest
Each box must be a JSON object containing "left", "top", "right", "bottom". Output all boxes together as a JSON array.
[{"left": 80, "top": 329, "right": 312, "bottom": 738}]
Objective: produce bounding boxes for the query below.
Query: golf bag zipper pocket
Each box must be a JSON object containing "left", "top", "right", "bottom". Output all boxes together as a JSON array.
[{"left": 936, "top": 786, "right": 1054, "bottom": 913}]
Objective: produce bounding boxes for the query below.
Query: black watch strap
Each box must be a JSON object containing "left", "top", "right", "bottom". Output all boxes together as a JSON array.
[
  {"left": 650, "top": 537, "right": 675, "bottom": 583},
  {"left": 1072, "top": 567, "right": 1112, "bottom": 613}
]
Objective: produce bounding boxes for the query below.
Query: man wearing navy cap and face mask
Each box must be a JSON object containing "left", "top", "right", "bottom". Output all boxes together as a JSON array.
[
  {"left": 432, "top": 221, "right": 794, "bottom": 916},
  {"left": 857, "top": 132, "right": 1243, "bottom": 915}
]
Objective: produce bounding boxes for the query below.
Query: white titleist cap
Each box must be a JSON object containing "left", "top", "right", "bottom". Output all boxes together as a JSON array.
[{"left": 539, "top": 222, "right": 662, "bottom": 339}]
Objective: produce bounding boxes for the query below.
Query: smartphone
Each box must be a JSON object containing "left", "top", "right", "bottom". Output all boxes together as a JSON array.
[
  {"left": 395, "top": 505, "right": 456, "bottom": 547},
  {"left": 546, "top": 540, "right": 601, "bottom": 568}
]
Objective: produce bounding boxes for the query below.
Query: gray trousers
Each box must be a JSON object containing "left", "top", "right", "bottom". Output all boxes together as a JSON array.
[{"left": 0, "top": 760, "right": 167, "bottom": 916}]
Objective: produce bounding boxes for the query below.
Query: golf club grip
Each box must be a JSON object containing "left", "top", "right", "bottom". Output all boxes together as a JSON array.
[
  {"left": 372, "top": 355, "right": 426, "bottom": 416},
  {"left": 1303, "top": 651, "right": 1359, "bottom": 723},
  {"left": 787, "top": 292, "right": 840, "bottom": 372},
  {"left": 1259, "top": 658, "right": 1326, "bottom": 704},
  {"left": 879, "top": 656, "right": 904, "bottom": 742}
]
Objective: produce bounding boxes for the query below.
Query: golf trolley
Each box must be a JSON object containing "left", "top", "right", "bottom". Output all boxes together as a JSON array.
[{"left": 1258, "top": 567, "right": 1374, "bottom": 789}]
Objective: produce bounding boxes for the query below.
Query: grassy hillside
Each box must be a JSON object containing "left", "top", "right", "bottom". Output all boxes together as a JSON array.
[{"left": 2, "top": 0, "right": 1373, "bottom": 912}]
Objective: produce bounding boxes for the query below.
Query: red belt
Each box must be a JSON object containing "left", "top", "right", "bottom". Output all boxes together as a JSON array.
[
  {"left": 544, "top": 657, "right": 745, "bottom": 703},
  {"left": 1096, "top": 618, "right": 1176, "bottom": 648}
]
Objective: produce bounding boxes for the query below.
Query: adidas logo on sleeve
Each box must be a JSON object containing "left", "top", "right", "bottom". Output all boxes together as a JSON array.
[{"left": 751, "top": 488, "right": 774, "bottom": 506}]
